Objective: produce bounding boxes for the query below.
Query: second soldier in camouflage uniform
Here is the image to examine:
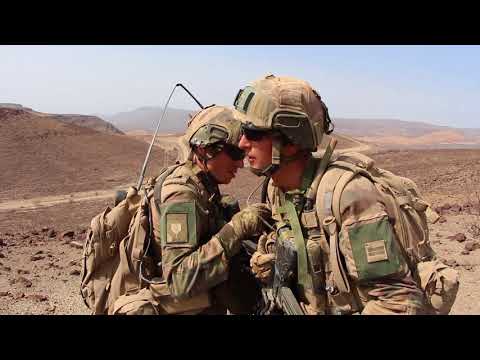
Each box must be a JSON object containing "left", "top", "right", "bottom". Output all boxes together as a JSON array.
[{"left": 111, "top": 105, "right": 269, "bottom": 315}]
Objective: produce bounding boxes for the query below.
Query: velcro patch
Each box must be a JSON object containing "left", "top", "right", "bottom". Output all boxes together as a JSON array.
[
  {"left": 365, "top": 240, "right": 388, "bottom": 263},
  {"left": 166, "top": 213, "right": 188, "bottom": 243},
  {"left": 301, "top": 211, "right": 319, "bottom": 229},
  {"left": 161, "top": 201, "right": 197, "bottom": 247}
]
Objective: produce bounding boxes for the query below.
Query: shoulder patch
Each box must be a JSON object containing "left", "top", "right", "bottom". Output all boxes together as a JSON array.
[
  {"left": 166, "top": 213, "right": 189, "bottom": 243},
  {"left": 348, "top": 216, "right": 405, "bottom": 281},
  {"left": 161, "top": 201, "right": 198, "bottom": 247}
]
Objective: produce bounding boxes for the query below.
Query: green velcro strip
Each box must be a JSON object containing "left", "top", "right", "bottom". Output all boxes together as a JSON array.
[
  {"left": 349, "top": 217, "right": 404, "bottom": 282},
  {"left": 160, "top": 201, "right": 197, "bottom": 247}
]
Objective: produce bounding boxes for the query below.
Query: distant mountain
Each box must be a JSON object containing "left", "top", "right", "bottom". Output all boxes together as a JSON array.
[
  {"left": 103, "top": 106, "right": 194, "bottom": 133},
  {"left": 50, "top": 114, "right": 123, "bottom": 135},
  {"left": 333, "top": 117, "right": 480, "bottom": 148},
  {"left": 106, "top": 107, "right": 480, "bottom": 148},
  {"left": 0, "top": 103, "right": 33, "bottom": 111},
  {"left": 0, "top": 103, "right": 123, "bottom": 135},
  {"left": 333, "top": 118, "right": 449, "bottom": 137}
]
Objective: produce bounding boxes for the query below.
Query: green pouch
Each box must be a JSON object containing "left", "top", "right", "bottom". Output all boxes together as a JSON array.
[{"left": 348, "top": 217, "right": 404, "bottom": 282}]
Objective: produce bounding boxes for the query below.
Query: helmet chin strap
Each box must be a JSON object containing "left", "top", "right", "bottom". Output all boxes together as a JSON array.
[
  {"left": 248, "top": 133, "right": 305, "bottom": 177},
  {"left": 247, "top": 133, "right": 281, "bottom": 177},
  {"left": 249, "top": 163, "right": 279, "bottom": 177}
]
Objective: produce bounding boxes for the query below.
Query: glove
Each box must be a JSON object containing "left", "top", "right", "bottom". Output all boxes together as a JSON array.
[
  {"left": 250, "top": 232, "right": 276, "bottom": 284},
  {"left": 215, "top": 204, "right": 272, "bottom": 258}
]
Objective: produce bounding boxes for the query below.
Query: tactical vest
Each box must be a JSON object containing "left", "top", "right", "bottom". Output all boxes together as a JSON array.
[{"left": 268, "top": 157, "right": 333, "bottom": 314}]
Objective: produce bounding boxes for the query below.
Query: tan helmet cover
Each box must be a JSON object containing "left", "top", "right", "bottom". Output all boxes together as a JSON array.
[
  {"left": 234, "top": 74, "right": 327, "bottom": 152},
  {"left": 178, "top": 105, "right": 244, "bottom": 157}
]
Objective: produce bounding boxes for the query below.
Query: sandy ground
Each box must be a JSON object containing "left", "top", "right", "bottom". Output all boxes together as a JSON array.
[{"left": 1, "top": 204, "right": 478, "bottom": 315}]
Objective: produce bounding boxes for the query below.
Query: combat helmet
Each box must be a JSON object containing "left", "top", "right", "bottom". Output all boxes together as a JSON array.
[
  {"left": 233, "top": 74, "right": 334, "bottom": 176},
  {"left": 179, "top": 104, "right": 245, "bottom": 163}
]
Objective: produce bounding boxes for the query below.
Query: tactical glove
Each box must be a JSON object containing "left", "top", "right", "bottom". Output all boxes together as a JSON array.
[
  {"left": 250, "top": 232, "right": 276, "bottom": 284},
  {"left": 215, "top": 204, "right": 271, "bottom": 258}
]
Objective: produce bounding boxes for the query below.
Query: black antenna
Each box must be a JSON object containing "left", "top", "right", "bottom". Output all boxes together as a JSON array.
[{"left": 135, "top": 83, "right": 204, "bottom": 190}]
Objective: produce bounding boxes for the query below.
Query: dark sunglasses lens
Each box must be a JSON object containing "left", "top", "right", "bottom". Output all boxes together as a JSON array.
[
  {"left": 224, "top": 145, "right": 245, "bottom": 160},
  {"left": 243, "top": 128, "right": 268, "bottom": 141}
]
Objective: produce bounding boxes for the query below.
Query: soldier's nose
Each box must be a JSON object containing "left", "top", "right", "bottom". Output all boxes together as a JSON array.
[{"left": 238, "top": 135, "right": 250, "bottom": 150}]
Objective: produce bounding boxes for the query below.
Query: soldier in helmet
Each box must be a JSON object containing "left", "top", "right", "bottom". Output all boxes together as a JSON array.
[
  {"left": 234, "top": 75, "right": 428, "bottom": 315},
  {"left": 110, "top": 105, "right": 269, "bottom": 315}
]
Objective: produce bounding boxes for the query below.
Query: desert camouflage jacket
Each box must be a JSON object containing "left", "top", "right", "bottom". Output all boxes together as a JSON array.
[
  {"left": 149, "top": 161, "right": 257, "bottom": 314},
  {"left": 266, "top": 156, "right": 427, "bottom": 315}
]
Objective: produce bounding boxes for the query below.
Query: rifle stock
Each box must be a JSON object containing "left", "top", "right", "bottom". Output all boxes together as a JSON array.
[{"left": 277, "top": 286, "right": 305, "bottom": 315}]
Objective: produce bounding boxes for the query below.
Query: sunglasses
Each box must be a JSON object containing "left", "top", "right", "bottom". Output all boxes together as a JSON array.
[
  {"left": 222, "top": 144, "right": 245, "bottom": 161},
  {"left": 241, "top": 125, "right": 271, "bottom": 141}
]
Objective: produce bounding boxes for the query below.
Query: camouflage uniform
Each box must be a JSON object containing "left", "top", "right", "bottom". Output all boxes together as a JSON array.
[
  {"left": 111, "top": 105, "right": 265, "bottom": 315},
  {"left": 148, "top": 160, "right": 260, "bottom": 314},
  {"left": 265, "top": 159, "right": 426, "bottom": 315},
  {"left": 235, "top": 75, "right": 427, "bottom": 315}
]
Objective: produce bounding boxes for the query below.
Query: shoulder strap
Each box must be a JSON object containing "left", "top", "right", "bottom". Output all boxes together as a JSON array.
[
  {"left": 331, "top": 170, "right": 359, "bottom": 225},
  {"left": 304, "top": 138, "right": 337, "bottom": 210},
  {"left": 315, "top": 166, "right": 355, "bottom": 294},
  {"left": 316, "top": 166, "right": 349, "bottom": 225},
  {"left": 131, "top": 163, "right": 183, "bottom": 286},
  {"left": 153, "top": 163, "right": 183, "bottom": 209},
  {"left": 261, "top": 176, "right": 271, "bottom": 204}
]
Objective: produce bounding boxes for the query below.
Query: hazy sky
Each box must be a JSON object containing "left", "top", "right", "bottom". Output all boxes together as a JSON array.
[{"left": 1, "top": 45, "right": 479, "bottom": 128}]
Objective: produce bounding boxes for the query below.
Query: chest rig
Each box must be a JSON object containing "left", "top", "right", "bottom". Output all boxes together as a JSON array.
[
  {"left": 268, "top": 139, "right": 362, "bottom": 315},
  {"left": 270, "top": 157, "right": 330, "bottom": 314}
]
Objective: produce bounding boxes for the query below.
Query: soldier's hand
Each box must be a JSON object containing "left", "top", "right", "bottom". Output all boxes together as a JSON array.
[
  {"left": 247, "top": 203, "right": 272, "bottom": 221},
  {"left": 250, "top": 232, "right": 276, "bottom": 284},
  {"left": 231, "top": 204, "right": 271, "bottom": 238},
  {"left": 215, "top": 204, "right": 272, "bottom": 258},
  {"left": 251, "top": 252, "right": 275, "bottom": 283}
]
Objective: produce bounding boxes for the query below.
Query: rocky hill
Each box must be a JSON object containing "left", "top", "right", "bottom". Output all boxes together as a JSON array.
[
  {"left": 49, "top": 114, "right": 123, "bottom": 135},
  {"left": 0, "top": 107, "right": 166, "bottom": 201},
  {"left": 0, "top": 103, "right": 122, "bottom": 135}
]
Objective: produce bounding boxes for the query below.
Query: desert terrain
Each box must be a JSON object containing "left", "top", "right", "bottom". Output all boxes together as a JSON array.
[{"left": 1, "top": 106, "right": 479, "bottom": 315}]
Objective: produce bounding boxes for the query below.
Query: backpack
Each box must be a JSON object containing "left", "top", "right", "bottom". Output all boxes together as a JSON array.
[
  {"left": 314, "top": 151, "right": 459, "bottom": 315},
  {"left": 80, "top": 164, "right": 181, "bottom": 315}
]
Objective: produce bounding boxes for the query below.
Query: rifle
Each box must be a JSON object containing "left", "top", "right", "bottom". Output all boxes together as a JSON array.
[{"left": 243, "top": 232, "right": 305, "bottom": 315}]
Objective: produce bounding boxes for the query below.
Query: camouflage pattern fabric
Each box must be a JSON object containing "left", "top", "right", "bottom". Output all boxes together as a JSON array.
[
  {"left": 111, "top": 161, "right": 260, "bottom": 315},
  {"left": 265, "top": 162, "right": 428, "bottom": 315},
  {"left": 152, "top": 163, "right": 229, "bottom": 303}
]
